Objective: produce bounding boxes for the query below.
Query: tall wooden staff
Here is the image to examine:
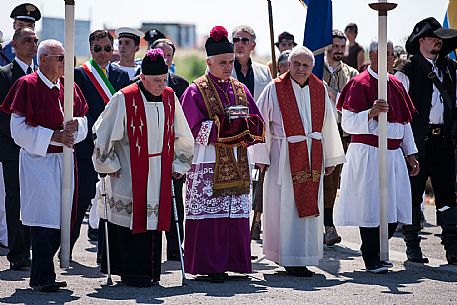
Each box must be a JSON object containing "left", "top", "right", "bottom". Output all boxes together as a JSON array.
[
  {"left": 60, "top": 0, "right": 76, "bottom": 269},
  {"left": 267, "top": 0, "right": 277, "bottom": 76},
  {"left": 369, "top": 0, "right": 397, "bottom": 262}
]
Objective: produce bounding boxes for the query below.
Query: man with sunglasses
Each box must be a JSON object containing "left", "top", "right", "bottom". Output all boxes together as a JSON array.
[
  {"left": 72, "top": 30, "right": 130, "bottom": 262},
  {"left": 252, "top": 46, "right": 345, "bottom": 277},
  {"left": 230, "top": 25, "right": 272, "bottom": 241},
  {"left": 1, "top": 39, "right": 88, "bottom": 292},
  {"left": 0, "top": 27, "right": 38, "bottom": 271}
]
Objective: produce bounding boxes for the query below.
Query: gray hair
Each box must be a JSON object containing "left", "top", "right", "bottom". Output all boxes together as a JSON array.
[
  {"left": 232, "top": 25, "right": 256, "bottom": 41},
  {"left": 369, "top": 37, "right": 393, "bottom": 52},
  {"left": 278, "top": 50, "right": 291, "bottom": 65},
  {"left": 37, "top": 39, "right": 64, "bottom": 65},
  {"left": 289, "top": 45, "right": 315, "bottom": 66}
]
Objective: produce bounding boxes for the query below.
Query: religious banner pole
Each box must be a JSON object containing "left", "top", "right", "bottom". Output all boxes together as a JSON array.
[
  {"left": 267, "top": 0, "right": 277, "bottom": 76},
  {"left": 60, "top": 0, "right": 76, "bottom": 269},
  {"left": 369, "top": 0, "right": 397, "bottom": 262}
]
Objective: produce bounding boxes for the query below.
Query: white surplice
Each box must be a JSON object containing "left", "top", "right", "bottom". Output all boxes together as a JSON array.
[
  {"left": 334, "top": 109, "right": 417, "bottom": 227},
  {"left": 252, "top": 79, "right": 346, "bottom": 266},
  {"left": 92, "top": 89, "right": 194, "bottom": 231},
  {"left": 10, "top": 78, "right": 88, "bottom": 229}
]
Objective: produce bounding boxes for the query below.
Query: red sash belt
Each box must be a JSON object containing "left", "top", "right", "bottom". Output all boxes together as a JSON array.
[
  {"left": 351, "top": 134, "right": 402, "bottom": 150},
  {"left": 47, "top": 145, "right": 63, "bottom": 153}
]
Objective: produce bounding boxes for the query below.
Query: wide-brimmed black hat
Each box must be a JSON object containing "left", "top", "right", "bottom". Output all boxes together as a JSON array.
[
  {"left": 406, "top": 17, "right": 457, "bottom": 55},
  {"left": 144, "top": 29, "right": 166, "bottom": 44},
  {"left": 275, "top": 31, "right": 297, "bottom": 48},
  {"left": 10, "top": 3, "right": 41, "bottom": 22}
]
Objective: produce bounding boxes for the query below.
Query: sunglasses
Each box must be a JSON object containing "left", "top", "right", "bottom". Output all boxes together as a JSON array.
[
  {"left": 93, "top": 45, "right": 113, "bottom": 53},
  {"left": 233, "top": 37, "right": 251, "bottom": 44},
  {"left": 45, "top": 54, "right": 65, "bottom": 62}
]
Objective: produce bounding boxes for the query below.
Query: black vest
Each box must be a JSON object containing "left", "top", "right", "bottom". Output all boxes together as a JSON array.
[{"left": 398, "top": 54, "right": 457, "bottom": 156}]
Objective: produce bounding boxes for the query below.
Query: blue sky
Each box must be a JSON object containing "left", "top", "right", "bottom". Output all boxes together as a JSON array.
[{"left": 0, "top": 0, "right": 450, "bottom": 56}]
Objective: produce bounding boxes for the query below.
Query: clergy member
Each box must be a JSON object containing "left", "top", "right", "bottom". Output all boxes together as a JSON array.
[
  {"left": 252, "top": 46, "right": 345, "bottom": 277},
  {"left": 180, "top": 26, "right": 265, "bottom": 283},
  {"left": 334, "top": 38, "right": 419, "bottom": 273},
  {"left": 92, "top": 48, "right": 194, "bottom": 287},
  {"left": 1, "top": 39, "right": 88, "bottom": 292}
]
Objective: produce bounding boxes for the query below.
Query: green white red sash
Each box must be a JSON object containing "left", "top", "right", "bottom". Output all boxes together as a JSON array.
[{"left": 82, "top": 59, "right": 116, "bottom": 104}]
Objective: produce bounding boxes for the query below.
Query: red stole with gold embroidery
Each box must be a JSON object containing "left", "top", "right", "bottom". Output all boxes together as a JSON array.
[
  {"left": 121, "top": 83, "right": 175, "bottom": 233},
  {"left": 274, "top": 72, "right": 325, "bottom": 217}
]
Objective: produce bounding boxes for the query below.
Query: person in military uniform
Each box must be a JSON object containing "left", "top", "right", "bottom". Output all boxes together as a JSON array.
[
  {"left": 0, "top": 3, "right": 41, "bottom": 66},
  {"left": 395, "top": 17, "right": 457, "bottom": 265},
  {"left": 112, "top": 27, "right": 144, "bottom": 79}
]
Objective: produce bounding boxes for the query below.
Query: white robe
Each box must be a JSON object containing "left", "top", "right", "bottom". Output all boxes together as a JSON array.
[
  {"left": 334, "top": 109, "right": 417, "bottom": 227},
  {"left": 92, "top": 89, "right": 194, "bottom": 231},
  {"left": 11, "top": 114, "right": 88, "bottom": 229},
  {"left": 252, "top": 79, "right": 346, "bottom": 266}
]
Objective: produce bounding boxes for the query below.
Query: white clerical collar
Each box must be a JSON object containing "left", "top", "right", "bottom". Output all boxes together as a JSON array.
[
  {"left": 367, "top": 66, "right": 390, "bottom": 82},
  {"left": 14, "top": 56, "right": 34, "bottom": 74},
  {"left": 37, "top": 69, "right": 61, "bottom": 89}
]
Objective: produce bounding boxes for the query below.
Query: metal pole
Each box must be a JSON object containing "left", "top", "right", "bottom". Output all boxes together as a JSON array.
[
  {"left": 101, "top": 175, "right": 113, "bottom": 285},
  {"left": 60, "top": 0, "right": 75, "bottom": 269},
  {"left": 369, "top": 1, "right": 397, "bottom": 262},
  {"left": 172, "top": 180, "right": 187, "bottom": 286},
  {"left": 267, "top": 0, "right": 277, "bottom": 76}
]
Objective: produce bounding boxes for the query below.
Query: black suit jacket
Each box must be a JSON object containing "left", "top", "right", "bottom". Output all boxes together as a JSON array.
[
  {"left": 74, "top": 64, "right": 131, "bottom": 160},
  {"left": 0, "top": 60, "right": 26, "bottom": 161}
]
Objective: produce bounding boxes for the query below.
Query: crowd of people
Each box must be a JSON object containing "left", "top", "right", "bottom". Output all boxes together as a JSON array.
[{"left": 1, "top": 2, "right": 457, "bottom": 293}]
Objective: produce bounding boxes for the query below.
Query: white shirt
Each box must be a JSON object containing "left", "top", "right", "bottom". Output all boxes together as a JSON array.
[{"left": 14, "top": 56, "right": 34, "bottom": 74}]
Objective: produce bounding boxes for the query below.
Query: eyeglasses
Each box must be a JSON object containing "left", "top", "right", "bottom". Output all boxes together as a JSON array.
[
  {"left": 93, "top": 45, "right": 113, "bottom": 53},
  {"left": 45, "top": 54, "right": 65, "bottom": 62},
  {"left": 233, "top": 37, "right": 251, "bottom": 44}
]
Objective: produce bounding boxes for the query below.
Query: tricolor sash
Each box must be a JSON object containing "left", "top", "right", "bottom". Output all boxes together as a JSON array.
[
  {"left": 275, "top": 72, "right": 325, "bottom": 218},
  {"left": 82, "top": 59, "right": 116, "bottom": 104},
  {"left": 121, "top": 83, "right": 175, "bottom": 233}
]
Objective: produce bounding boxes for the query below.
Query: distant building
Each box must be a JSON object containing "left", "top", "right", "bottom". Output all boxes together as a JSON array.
[
  {"left": 40, "top": 17, "right": 91, "bottom": 57},
  {"left": 140, "top": 22, "right": 196, "bottom": 48}
]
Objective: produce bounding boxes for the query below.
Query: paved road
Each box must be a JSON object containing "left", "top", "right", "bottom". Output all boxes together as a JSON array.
[{"left": 1, "top": 205, "right": 456, "bottom": 305}]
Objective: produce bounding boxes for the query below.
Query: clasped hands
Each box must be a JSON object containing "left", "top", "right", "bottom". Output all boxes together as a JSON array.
[{"left": 51, "top": 119, "right": 78, "bottom": 148}]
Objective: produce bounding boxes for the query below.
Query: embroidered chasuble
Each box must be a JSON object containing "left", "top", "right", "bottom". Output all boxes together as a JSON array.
[
  {"left": 193, "top": 75, "right": 264, "bottom": 195},
  {"left": 274, "top": 72, "right": 325, "bottom": 217},
  {"left": 121, "top": 83, "right": 175, "bottom": 233}
]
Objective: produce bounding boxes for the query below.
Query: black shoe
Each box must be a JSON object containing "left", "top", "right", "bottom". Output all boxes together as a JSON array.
[
  {"left": 10, "top": 257, "right": 31, "bottom": 270},
  {"left": 406, "top": 247, "right": 429, "bottom": 263},
  {"left": 366, "top": 262, "right": 388, "bottom": 274},
  {"left": 87, "top": 227, "right": 99, "bottom": 241},
  {"left": 33, "top": 282, "right": 61, "bottom": 292},
  {"left": 209, "top": 273, "right": 225, "bottom": 283},
  {"left": 446, "top": 251, "right": 457, "bottom": 265},
  {"left": 285, "top": 266, "right": 314, "bottom": 277},
  {"left": 380, "top": 260, "right": 393, "bottom": 268}
]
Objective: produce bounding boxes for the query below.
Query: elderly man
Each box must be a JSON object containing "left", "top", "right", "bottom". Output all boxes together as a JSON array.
[
  {"left": 181, "top": 26, "right": 265, "bottom": 283},
  {"left": 277, "top": 50, "right": 291, "bottom": 75},
  {"left": 322, "top": 29, "right": 359, "bottom": 246},
  {"left": 0, "top": 27, "right": 38, "bottom": 270},
  {"left": 230, "top": 25, "right": 272, "bottom": 240},
  {"left": 335, "top": 38, "right": 419, "bottom": 273},
  {"left": 0, "top": 3, "right": 41, "bottom": 66},
  {"left": 150, "top": 38, "right": 190, "bottom": 261},
  {"left": 1, "top": 39, "right": 88, "bottom": 291},
  {"left": 71, "top": 30, "right": 130, "bottom": 259},
  {"left": 113, "top": 27, "right": 144, "bottom": 79},
  {"left": 93, "top": 48, "right": 194, "bottom": 287},
  {"left": 395, "top": 17, "right": 457, "bottom": 265},
  {"left": 252, "top": 46, "right": 345, "bottom": 277}
]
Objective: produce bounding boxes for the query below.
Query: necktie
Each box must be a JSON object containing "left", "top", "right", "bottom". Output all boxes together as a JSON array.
[
  {"left": 26, "top": 66, "right": 33, "bottom": 74},
  {"left": 101, "top": 67, "right": 107, "bottom": 77}
]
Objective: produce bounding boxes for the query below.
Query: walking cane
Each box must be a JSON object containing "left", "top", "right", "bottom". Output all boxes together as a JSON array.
[
  {"left": 100, "top": 174, "right": 113, "bottom": 286},
  {"left": 172, "top": 179, "right": 187, "bottom": 286}
]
